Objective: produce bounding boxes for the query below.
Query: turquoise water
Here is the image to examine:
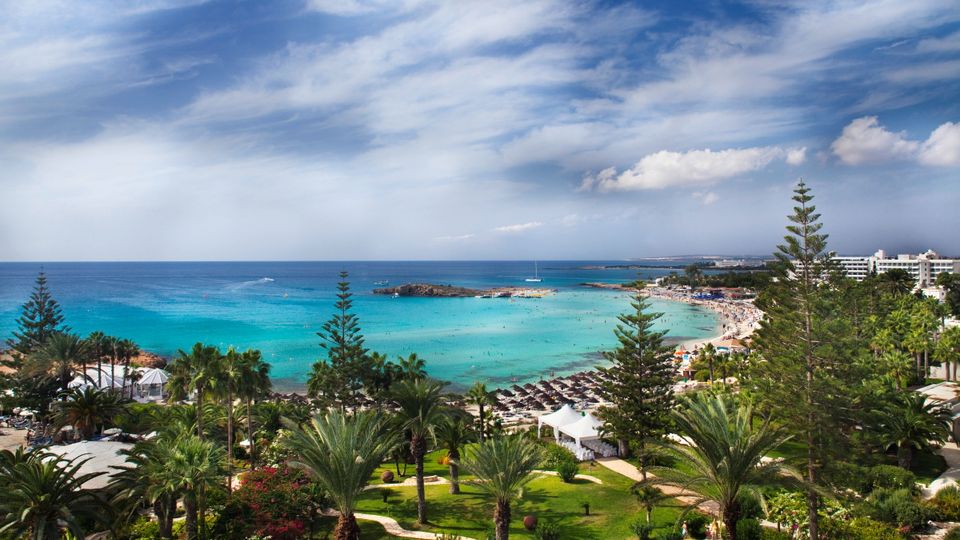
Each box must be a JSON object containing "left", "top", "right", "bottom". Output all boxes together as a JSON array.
[{"left": 0, "top": 261, "right": 720, "bottom": 389}]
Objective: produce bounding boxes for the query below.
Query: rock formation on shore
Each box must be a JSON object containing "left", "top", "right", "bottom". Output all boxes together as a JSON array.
[{"left": 373, "top": 283, "right": 483, "bottom": 297}]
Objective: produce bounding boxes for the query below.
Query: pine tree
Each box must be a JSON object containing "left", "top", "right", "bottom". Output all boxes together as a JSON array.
[
  {"left": 308, "top": 271, "right": 370, "bottom": 410},
  {"left": 751, "top": 181, "right": 854, "bottom": 540},
  {"left": 596, "top": 281, "right": 675, "bottom": 477},
  {"left": 7, "top": 270, "right": 68, "bottom": 356}
]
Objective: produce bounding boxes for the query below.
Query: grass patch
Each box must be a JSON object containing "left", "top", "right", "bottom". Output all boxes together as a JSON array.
[{"left": 358, "top": 450, "right": 687, "bottom": 539}]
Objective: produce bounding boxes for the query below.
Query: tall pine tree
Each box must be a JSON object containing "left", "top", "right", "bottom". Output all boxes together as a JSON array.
[
  {"left": 308, "top": 271, "right": 370, "bottom": 410},
  {"left": 7, "top": 270, "right": 68, "bottom": 356},
  {"left": 751, "top": 181, "right": 855, "bottom": 540},
  {"left": 597, "top": 281, "right": 675, "bottom": 478}
]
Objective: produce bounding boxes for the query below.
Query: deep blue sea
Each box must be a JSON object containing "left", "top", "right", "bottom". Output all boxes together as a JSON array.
[{"left": 0, "top": 261, "right": 720, "bottom": 390}]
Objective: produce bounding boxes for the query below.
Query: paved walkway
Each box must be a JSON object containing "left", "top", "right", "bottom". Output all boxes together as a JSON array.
[
  {"left": 365, "top": 476, "right": 449, "bottom": 490},
  {"left": 596, "top": 457, "right": 719, "bottom": 514},
  {"left": 923, "top": 442, "right": 960, "bottom": 499},
  {"left": 321, "top": 509, "right": 471, "bottom": 539},
  {"left": 533, "top": 469, "right": 604, "bottom": 484}
]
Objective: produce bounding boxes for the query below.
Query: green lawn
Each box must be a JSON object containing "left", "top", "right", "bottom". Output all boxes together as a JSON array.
[{"left": 356, "top": 449, "right": 687, "bottom": 539}]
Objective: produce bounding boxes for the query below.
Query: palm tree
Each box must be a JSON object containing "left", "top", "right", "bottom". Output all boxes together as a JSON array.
[
  {"left": 0, "top": 450, "right": 107, "bottom": 539},
  {"left": 111, "top": 437, "right": 183, "bottom": 538},
  {"left": 398, "top": 353, "right": 427, "bottom": 380},
  {"left": 167, "top": 343, "right": 223, "bottom": 439},
  {"left": 878, "top": 269, "right": 914, "bottom": 296},
  {"left": 237, "top": 349, "right": 271, "bottom": 469},
  {"left": 695, "top": 343, "right": 717, "bottom": 384},
  {"left": 466, "top": 382, "right": 495, "bottom": 442},
  {"left": 116, "top": 338, "right": 139, "bottom": 399},
  {"left": 391, "top": 378, "right": 447, "bottom": 525},
  {"left": 26, "top": 332, "right": 88, "bottom": 394},
  {"left": 881, "top": 391, "right": 951, "bottom": 470},
  {"left": 434, "top": 411, "right": 477, "bottom": 494},
  {"left": 168, "top": 435, "right": 225, "bottom": 540},
  {"left": 631, "top": 482, "right": 668, "bottom": 524},
  {"left": 282, "top": 411, "right": 395, "bottom": 540},
  {"left": 462, "top": 435, "right": 543, "bottom": 540},
  {"left": 649, "top": 394, "right": 799, "bottom": 540},
  {"left": 85, "top": 331, "right": 108, "bottom": 389},
  {"left": 935, "top": 326, "right": 960, "bottom": 382},
  {"left": 219, "top": 347, "right": 243, "bottom": 493},
  {"left": 51, "top": 387, "right": 125, "bottom": 439}
]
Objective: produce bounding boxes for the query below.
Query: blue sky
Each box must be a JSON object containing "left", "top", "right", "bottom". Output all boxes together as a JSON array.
[{"left": 1, "top": 0, "right": 958, "bottom": 261}]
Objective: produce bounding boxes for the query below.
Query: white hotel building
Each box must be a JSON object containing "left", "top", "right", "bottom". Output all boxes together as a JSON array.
[{"left": 832, "top": 249, "right": 960, "bottom": 287}]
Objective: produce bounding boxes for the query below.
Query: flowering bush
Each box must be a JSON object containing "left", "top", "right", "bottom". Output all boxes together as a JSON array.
[
  {"left": 214, "top": 466, "right": 323, "bottom": 540},
  {"left": 766, "top": 491, "right": 849, "bottom": 539}
]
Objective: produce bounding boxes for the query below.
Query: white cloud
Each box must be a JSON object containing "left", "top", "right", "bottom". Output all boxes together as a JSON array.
[
  {"left": 916, "top": 30, "right": 960, "bottom": 53},
  {"left": 831, "top": 116, "right": 960, "bottom": 166},
  {"left": 830, "top": 116, "right": 919, "bottom": 165},
  {"left": 434, "top": 233, "right": 475, "bottom": 242},
  {"left": 493, "top": 221, "right": 543, "bottom": 233},
  {"left": 786, "top": 147, "right": 807, "bottom": 165},
  {"left": 580, "top": 146, "right": 801, "bottom": 192},
  {"left": 692, "top": 191, "right": 720, "bottom": 205},
  {"left": 919, "top": 122, "right": 960, "bottom": 166}
]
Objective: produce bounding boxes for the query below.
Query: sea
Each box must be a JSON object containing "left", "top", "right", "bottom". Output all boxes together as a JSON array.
[{"left": 0, "top": 261, "right": 721, "bottom": 391}]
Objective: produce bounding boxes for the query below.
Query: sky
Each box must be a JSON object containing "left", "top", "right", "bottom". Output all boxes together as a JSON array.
[{"left": 1, "top": 0, "right": 958, "bottom": 261}]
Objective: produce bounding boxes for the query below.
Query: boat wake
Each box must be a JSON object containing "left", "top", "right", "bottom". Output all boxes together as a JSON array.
[{"left": 226, "top": 277, "right": 275, "bottom": 291}]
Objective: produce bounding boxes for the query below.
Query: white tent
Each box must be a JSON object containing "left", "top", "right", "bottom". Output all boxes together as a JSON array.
[
  {"left": 136, "top": 368, "right": 169, "bottom": 399},
  {"left": 537, "top": 404, "right": 582, "bottom": 440},
  {"left": 559, "top": 412, "right": 603, "bottom": 447},
  {"left": 45, "top": 441, "right": 133, "bottom": 489}
]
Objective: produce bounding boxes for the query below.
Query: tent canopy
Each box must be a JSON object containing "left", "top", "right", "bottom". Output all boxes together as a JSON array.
[
  {"left": 138, "top": 368, "right": 169, "bottom": 386},
  {"left": 559, "top": 412, "right": 603, "bottom": 445},
  {"left": 537, "top": 404, "right": 582, "bottom": 439}
]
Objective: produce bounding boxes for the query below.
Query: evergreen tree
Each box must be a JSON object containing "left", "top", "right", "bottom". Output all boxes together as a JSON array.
[
  {"left": 751, "top": 181, "right": 855, "bottom": 540},
  {"left": 596, "top": 281, "right": 675, "bottom": 477},
  {"left": 308, "top": 271, "right": 370, "bottom": 410},
  {"left": 7, "top": 271, "right": 68, "bottom": 356}
]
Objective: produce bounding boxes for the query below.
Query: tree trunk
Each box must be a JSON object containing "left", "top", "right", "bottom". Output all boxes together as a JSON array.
[
  {"left": 924, "top": 349, "right": 929, "bottom": 382},
  {"left": 494, "top": 499, "right": 511, "bottom": 540},
  {"left": 478, "top": 403, "right": 486, "bottom": 442},
  {"left": 97, "top": 353, "right": 102, "bottom": 389},
  {"left": 709, "top": 358, "right": 714, "bottom": 384},
  {"left": 227, "top": 392, "right": 234, "bottom": 494},
  {"left": 184, "top": 495, "right": 199, "bottom": 540},
  {"left": 449, "top": 460, "right": 460, "bottom": 494},
  {"left": 637, "top": 439, "right": 648, "bottom": 481},
  {"left": 898, "top": 443, "right": 913, "bottom": 470},
  {"left": 196, "top": 388, "right": 204, "bottom": 439},
  {"left": 414, "top": 435, "right": 427, "bottom": 524},
  {"left": 334, "top": 512, "right": 361, "bottom": 540},
  {"left": 723, "top": 500, "right": 741, "bottom": 540},
  {"left": 617, "top": 438, "right": 630, "bottom": 459},
  {"left": 199, "top": 486, "right": 208, "bottom": 540},
  {"left": 246, "top": 398, "right": 255, "bottom": 469}
]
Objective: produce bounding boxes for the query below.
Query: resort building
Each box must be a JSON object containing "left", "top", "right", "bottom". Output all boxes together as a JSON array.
[{"left": 810, "top": 249, "right": 960, "bottom": 288}]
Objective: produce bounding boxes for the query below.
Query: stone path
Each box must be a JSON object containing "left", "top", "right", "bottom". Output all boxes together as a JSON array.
[
  {"left": 595, "top": 457, "right": 719, "bottom": 514},
  {"left": 321, "top": 509, "right": 472, "bottom": 539},
  {"left": 365, "top": 476, "right": 450, "bottom": 490},
  {"left": 922, "top": 442, "right": 960, "bottom": 499}
]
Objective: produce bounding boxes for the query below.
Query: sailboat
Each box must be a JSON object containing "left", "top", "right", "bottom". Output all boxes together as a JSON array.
[{"left": 525, "top": 261, "right": 543, "bottom": 282}]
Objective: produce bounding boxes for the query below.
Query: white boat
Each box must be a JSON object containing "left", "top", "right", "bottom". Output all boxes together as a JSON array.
[{"left": 525, "top": 261, "right": 543, "bottom": 282}]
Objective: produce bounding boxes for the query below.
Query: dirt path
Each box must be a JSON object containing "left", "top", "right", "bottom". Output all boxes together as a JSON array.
[
  {"left": 321, "top": 509, "right": 472, "bottom": 539},
  {"left": 595, "top": 457, "right": 719, "bottom": 514}
]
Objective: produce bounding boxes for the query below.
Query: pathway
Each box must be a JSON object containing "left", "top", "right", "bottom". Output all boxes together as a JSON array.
[
  {"left": 365, "top": 476, "right": 449, "bottom": 490},
  {"left": 595, "top": 457, "right": 719, "bottom": 514},
  {"left": 922, "top": 442, "right": 960, "bottom": 499},
  {"left": 533, "top": 469, "right": 603, "bottom": 484},
  {"left": 321, "top": 509, "right": 471, "bottom": 540}
]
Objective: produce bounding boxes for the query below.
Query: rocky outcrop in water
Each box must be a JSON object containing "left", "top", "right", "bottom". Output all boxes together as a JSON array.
[{"left": 373, "top": 283, "right": 483, "bottom": 297}]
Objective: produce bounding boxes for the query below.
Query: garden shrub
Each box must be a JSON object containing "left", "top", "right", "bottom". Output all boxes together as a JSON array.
[
  {"left": 544, "top": 444, "right": 576, "bottom": 469},
  {"left": 735, "top": 518, "right": 763, "bottom": 540},
  {"left": 213, "top": 466, "right": 320, "bottom": 540},
  {"left": 760, "top": 529, "right": 792, "bottom": 540},
  {"left": 556, "top": 459, "right": 579, "bottom": 482},
  {"left": 684, "top": 512, "right": 710, "bottom": 539},
  {"left": 929, "top": 485, "right": 960, "bottom": 520},
  {"left": 868, "top": 465, "right": 917, "bottom": 493},
  {"left": 533, "top": 520, "right": 561, "bottom": 540},
  {"left": 845, "top": 517, "right": 905, "bottom": 540},
  {"left": 658, "top": 531, "right": 683, "bottom": 540},
  {"left": 738, "top": 492, "right": 764, "bottom": 520},
  {"left": 863, "top": 488, "right": 929, "bottom": 530},
  {"left": 126, "top": 517, "right": 160, "bottom": 540},
  {"left": 945, "top": 527, "right": 960, "bottom": 540},
  {"left": 629, "top": 516, "right": 654, "bottom": 540}
]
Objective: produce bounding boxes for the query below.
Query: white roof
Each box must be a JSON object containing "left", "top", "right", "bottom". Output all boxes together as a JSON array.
[
  {"left": 138, "top": 368, "right": 169, "bottom": 386},
  {"left": 559, "top": 412, "right": 603, "bottom": 442},
  {"left": 538, "top": 404, "right": 582, "bottom": 429},
  {"left": 44, "top": 440, "right": 134, "bottom": 490}
]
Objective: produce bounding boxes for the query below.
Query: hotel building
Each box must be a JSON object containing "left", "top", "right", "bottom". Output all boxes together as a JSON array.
[{"left": 833, "top": 249, "right": 960, "bottom": 287}]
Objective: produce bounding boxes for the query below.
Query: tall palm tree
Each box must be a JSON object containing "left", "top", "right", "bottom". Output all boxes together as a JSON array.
[
  {"left": 391, "top": 378, "right": 447, "bottom": 525},
  {"left": 52, "top": 386, "right": 125, "bottom": 439},
  {"left": 935, "top": 326, "right": 960, "bottom": 382},
  {"left": 237, "top": 349, "right": 271, "bottom": 469},
  {"left": 649, "top": 394, "right": 799, "bottom": 540},
  {"left": 878, "top": 269, "right": 914, "bottom": 296},
  {"left": 167, "top": 343, "right": 223, "bottom": 439},
  {"left": 26, "top": 332, "right": 88, "bottom": 394},
  {"left": 111, "top": 437, "right": 183, "bottom": 539},
  {"left": 85, "top": 331, "right": 108, "bottom": 389},
  {"left": 219, "top": 347, "right": 243, "bottom": 493},
  {"left": 696, "top": 343, "right": 717, "bottom": 384},
  {"left": 282, "top": 411, "right": 395, "bottom": 540},
  {"left": 462, "top": 435, "right": 543, "bottom": 540},
  {"left": 631, "top": 483, "right": 668, "bottom": 524},
  {"left": 0, "top": 451, "right": 107, "bottom": 540},
  {"left": 398, "top": 353, "right": 427, "bottom": 381},
  {"left": 434, "top": 411, "right": 476, "bottom": 494},
  {"left": 466, "top": 382, "right": 495, "bottom": 442},
  {"left": 881, "top": 391, "right": 952, "bottom": 470},
  {"left": 116, "top": 338, "right": 139, "bottom": 399},
  {"left": 168, "top": 435, "right": 225, "bottom": 540}
]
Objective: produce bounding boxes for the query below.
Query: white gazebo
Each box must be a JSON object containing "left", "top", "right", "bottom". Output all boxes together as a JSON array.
[
  {"left": 559, "top": 411, "right": 603, "bottom": 447},
  {"left": 136, "top": 368, "right": 169, "bottom": 400},
  {"left": 537, "top": 404, "right": 582, "bottom": 440}
]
